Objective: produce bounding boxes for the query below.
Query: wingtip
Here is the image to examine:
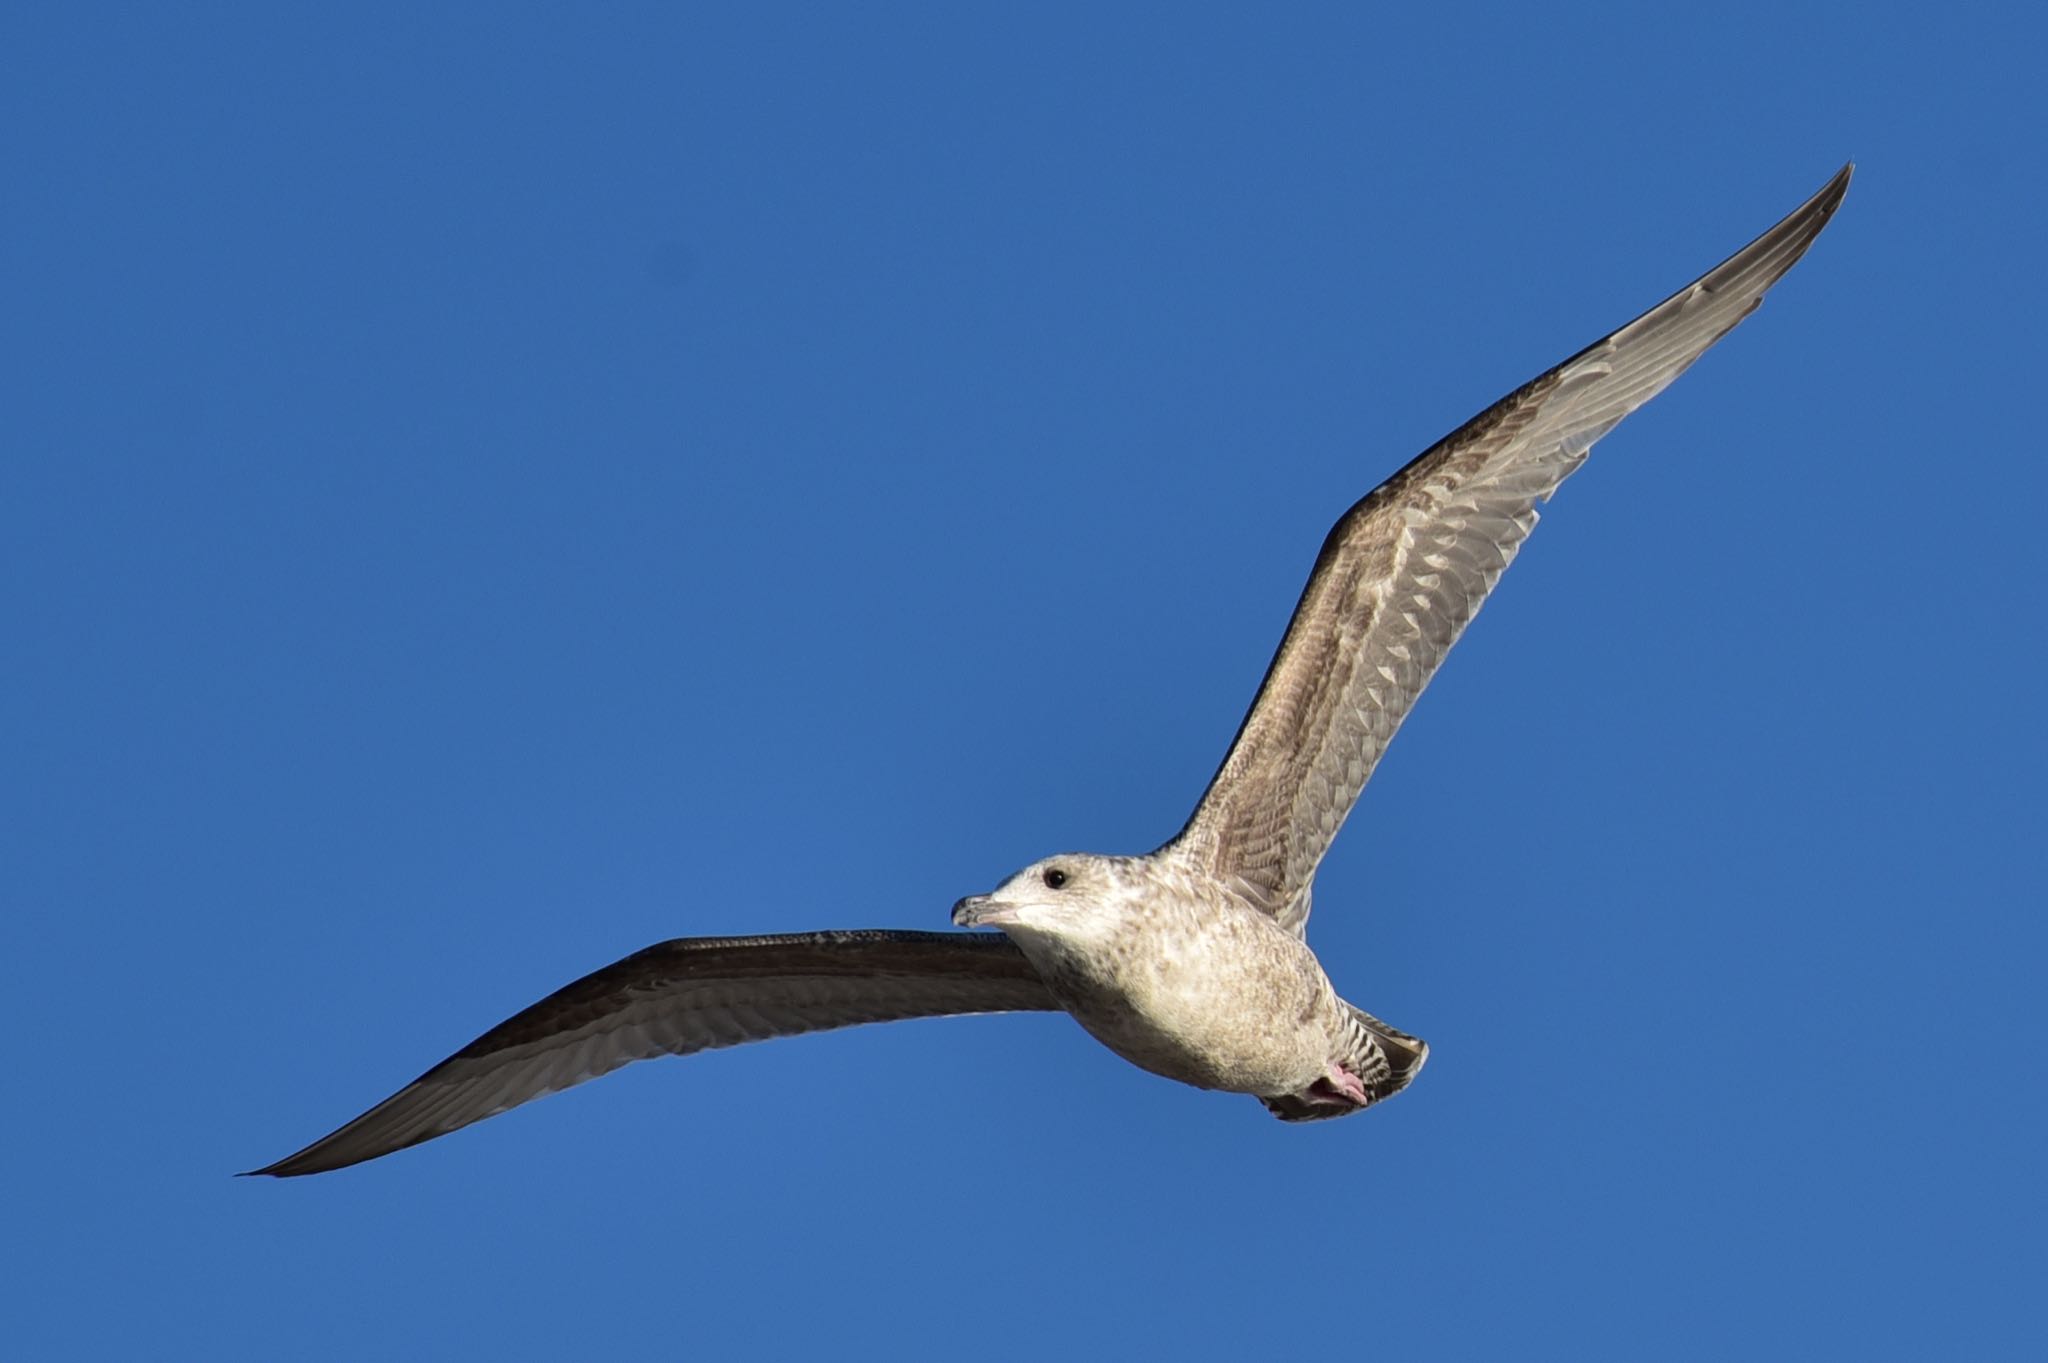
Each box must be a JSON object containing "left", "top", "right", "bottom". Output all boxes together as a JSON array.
[
  {"left": 1758, "top": 162, "right": 1852, "bottom": 268},
  {"left": 1813, "top": 162, "right": 1854, "bottom": 215},
  {"left": 240, "top": 1145, "right": 350, "bottom": 1178},
  {"left": 237, "top": 1145, "right": 371, "bottom": 1178}
]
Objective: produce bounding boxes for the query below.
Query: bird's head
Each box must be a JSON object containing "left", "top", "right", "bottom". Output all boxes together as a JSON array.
[{"left": 951, "top": 853, "right": 1136, "bottom": 944}]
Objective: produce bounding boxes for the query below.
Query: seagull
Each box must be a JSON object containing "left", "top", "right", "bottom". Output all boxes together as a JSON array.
[{"left": 250, "top": 164, "right": 1850, "bottom": 1176}]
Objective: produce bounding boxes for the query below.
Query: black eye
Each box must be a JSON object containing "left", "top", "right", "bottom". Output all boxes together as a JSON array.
[{"left": 1042, "top": 867, "right": 1068, "bottom": 890}]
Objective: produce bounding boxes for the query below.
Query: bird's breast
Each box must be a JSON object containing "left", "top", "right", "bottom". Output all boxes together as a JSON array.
[{"left": 1010, "top": 906, "right": 1338, "bottom": 1096}]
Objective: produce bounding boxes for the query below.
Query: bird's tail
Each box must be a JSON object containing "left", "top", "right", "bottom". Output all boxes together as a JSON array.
[
  {"left": 1349, "top": 1004, "right": 1430, "bottom": 1095},
  {"left": 1259, "top": 1004, "right": 1429, "bottom": 1122}
]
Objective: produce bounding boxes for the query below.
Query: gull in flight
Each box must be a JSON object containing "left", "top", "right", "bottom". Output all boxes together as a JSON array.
[{"left": 251, "top": 165, "right": 1850, "bottom": 1176}]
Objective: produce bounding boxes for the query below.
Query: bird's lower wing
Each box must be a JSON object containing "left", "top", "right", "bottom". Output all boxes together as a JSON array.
[{"left": 247, "top": 930, "right": 1058, "bottom": 1177}]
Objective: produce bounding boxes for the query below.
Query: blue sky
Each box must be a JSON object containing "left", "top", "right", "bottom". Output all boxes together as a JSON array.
[{"left": 4, "top": 4, "right": 2042, "bottom": 1358}]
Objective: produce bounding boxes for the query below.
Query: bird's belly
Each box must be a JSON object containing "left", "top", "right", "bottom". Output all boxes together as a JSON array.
[{"left": 1026, "top": 932, "right": 1332, "bottom": 1095}]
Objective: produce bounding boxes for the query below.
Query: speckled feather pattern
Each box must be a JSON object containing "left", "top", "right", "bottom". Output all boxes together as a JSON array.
[
  {"left": 1173, "top": 166, "right": 1852, "bottom": 932},
  {"left": 250, "top": 167, "right": 1848, "bottom": 1175},
  {"left": 993, "top": 856, "right": 1347, "bottom": 1094}
]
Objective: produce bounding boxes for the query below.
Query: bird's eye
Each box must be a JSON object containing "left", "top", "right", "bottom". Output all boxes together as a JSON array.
[{"left": 1042, "top": 868, "right": 1068, "bottom": 890}]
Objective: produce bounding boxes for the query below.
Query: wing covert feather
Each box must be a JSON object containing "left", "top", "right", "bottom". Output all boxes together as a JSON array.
[{"left": 1170, "top": 166, "right": 1851, "bottom": 930}]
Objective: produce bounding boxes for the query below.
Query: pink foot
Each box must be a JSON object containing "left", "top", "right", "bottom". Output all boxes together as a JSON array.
[{"left": 1310, "top": 1063, "right": 1372, "bottom": 1108}]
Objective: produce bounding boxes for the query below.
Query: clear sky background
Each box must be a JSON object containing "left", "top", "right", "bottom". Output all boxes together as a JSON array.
[{"left": 5, "top": 5, "right": 2042, "bottom": 1359}]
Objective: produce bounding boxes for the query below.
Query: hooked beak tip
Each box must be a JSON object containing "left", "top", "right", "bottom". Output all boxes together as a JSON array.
[{"left": 952, "top": 894, "right": 1005, "bottom": 928}]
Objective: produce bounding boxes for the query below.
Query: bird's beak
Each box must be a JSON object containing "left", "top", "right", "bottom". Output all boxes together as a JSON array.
[{"left": 952, "top": 894, "right": 1015, "bottom": 928}]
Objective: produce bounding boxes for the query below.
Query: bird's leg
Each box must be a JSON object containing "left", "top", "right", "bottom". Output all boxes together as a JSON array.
[{"left": 1309, "top": 1062, "right": 1372, "bottom": 1108}]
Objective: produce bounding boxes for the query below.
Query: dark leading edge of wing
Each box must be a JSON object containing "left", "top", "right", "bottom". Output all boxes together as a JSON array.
[
  {"left": 1170, "top": 165, "right": 1851, "bottom": 933},
  {"left": 248, "top": 931, "right": 1057, "bottom": 1177},
  {"left": 250, "top": 167, "right": 1850, "bottom": 1177}
]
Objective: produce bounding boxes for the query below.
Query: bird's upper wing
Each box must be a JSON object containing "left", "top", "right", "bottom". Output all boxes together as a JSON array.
[
  {"left": 1168, "top": 165, "right": 1851, "bottom": 932},
  {"left": 248, "top": 930, "right": 1057, "bottom": 1176}
]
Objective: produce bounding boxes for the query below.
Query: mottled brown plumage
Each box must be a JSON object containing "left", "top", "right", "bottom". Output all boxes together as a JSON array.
[
  {"left": 1175, "top": 167, "right": 1852, "bottom": 931},
  {"left": 251, "top": 165, "right": 1848, "bottom": 1177}
]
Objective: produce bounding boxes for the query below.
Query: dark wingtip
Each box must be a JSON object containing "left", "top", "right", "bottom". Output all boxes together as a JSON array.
[
  {"left": 1805, "top": 162, "right": 1854, "bottom": 228},
  {"left": 1780, "top": 163, "right": 1853, "bottom": 271},
  {"left": 1824, "top": 160, "right": 1853, "bottom": 200},
  {"left": 237, "top": 1140, "right": 400, "bottom": 1179}
]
